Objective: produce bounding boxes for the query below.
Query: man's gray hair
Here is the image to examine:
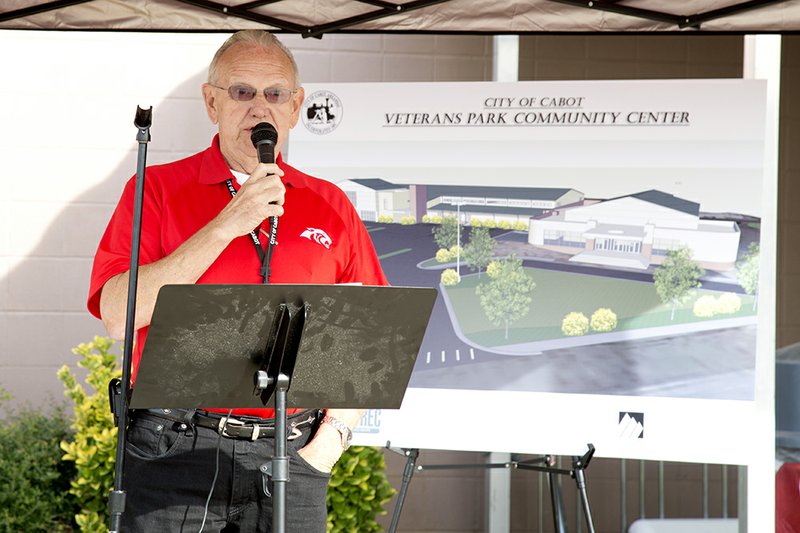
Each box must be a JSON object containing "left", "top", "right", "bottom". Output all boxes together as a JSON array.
[{"left": 208, "top": 30, "right": 300, "bottom": 87}]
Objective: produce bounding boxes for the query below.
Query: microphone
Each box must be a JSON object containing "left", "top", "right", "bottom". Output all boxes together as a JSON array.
[
  {"left": 250, "top": 122, "right": 280, "bottom": 283},
  {"left": 251, "top": 122, "right": 278, "bottom": 164}
]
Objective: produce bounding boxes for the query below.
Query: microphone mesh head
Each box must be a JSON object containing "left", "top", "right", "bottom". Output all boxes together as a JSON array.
[{"left": 250, "top": 122, "right": 278, "bottom": 147}]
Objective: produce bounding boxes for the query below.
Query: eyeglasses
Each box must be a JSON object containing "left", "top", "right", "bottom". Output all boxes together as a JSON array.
[{"left": 210, "top": 84, "right": 297, "bottom": 104}]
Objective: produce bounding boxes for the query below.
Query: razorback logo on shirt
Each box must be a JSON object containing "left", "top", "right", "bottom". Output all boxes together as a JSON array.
[{"left": 300, "top": 227, "right": 332, "bottom": 249}]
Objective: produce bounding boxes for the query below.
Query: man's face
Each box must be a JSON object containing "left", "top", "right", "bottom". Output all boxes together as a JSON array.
[{"left": 202, "top": 42, "right": 304, "bottom": 173}]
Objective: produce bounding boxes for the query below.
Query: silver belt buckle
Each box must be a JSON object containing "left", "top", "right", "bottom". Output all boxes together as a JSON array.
[{"left": 218, "top": 416, "right": 246, "bottom": 438}]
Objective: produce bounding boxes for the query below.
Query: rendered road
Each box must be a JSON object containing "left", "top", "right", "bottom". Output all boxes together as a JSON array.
[{"left": 365, "top": 222, "right": 755, "bottom": 401}]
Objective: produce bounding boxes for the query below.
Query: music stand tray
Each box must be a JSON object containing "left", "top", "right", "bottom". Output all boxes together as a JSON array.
[{"left": 130, "top": 283, "right": 437, "bottom": 410}]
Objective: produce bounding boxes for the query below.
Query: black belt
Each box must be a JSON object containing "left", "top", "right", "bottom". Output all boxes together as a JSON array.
[{"left": 137, "top": 408, "right": 319, "bottom": 441}]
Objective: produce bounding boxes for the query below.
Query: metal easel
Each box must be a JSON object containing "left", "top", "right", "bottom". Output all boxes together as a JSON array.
[{"left": 387, "top": 443, "right": 596, "bottom": 533}]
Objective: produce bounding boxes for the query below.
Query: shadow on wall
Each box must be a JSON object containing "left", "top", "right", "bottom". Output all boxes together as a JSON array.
[{"left": 0, "top": 68, "right": 217, "bottom": 412}]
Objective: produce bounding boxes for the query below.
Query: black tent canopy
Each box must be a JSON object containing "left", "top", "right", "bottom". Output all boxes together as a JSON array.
[{"left": 2, "top": 0, "right": 800, "bottom": 36}]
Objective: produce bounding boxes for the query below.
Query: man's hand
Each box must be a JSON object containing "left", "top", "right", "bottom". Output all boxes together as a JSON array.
[
  {"left": 298, "top": 409, "right": 364, "bottom": 473},
  {"left": 212, "top": 162, "right": 285, "bottom": 241},
  {"left": 99, "top": 162, "right": 286, "bottom": 339}
]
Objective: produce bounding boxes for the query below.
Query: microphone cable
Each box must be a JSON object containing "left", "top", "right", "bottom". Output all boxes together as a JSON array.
[{"left": 198, "top": 408, "right": 233, "bottom": 533}]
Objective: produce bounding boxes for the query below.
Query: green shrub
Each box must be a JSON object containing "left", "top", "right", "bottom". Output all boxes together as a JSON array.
[
  {"left": 693, "top": 295, "right": 718, "bottom": 318},
  {"left": 498, "top": 220, "right": 512, "bottom": 230},
  {"left": 513, "top": 221, "right": 528, "bottom": 231},
  {"left": 472, "top": 218, "right": 497, "bottom": 229},
  {"left": 399, "top": 216, "right": 416, "bottom": 225},
  {"left": 562, "top": 312, "right": 589, "bottom": 336},
  {"left": 58, "top": 336, "right": 121, "bottom": 533},
  {"left": 693, "top": 292, "right": 742, "bottom": 318},
  {"left": 422, "top": 214, "right": 442, "bottom": 224},
  {"left": 590, "top": 308, "right": 618, "bottom": 332},
  {"left": 441, "top": 268, "right": 460, "bottom": 286},
  {"left": 717, "top": 292, "right": 742, "bottom": 314},
  {"left": 0, "top": 390, "right": 77, "bottom": 532},
  {"left": 327, "top": 446, "right": 395, "bottom": 532},
  {"left": 448, "top": 244, "right": 462, "bottom": 257},
  {"left": 377, "top": 214, "right": 394, "bottom": 223},
  {"left": 435, "top": 248, "right": 452, "bottom": 263},
  {"left": 54, "top": 340, "right": 397, "bottom": 532},
  {"left": 471, "top": 218, "right": 497, "bottom": 228}
]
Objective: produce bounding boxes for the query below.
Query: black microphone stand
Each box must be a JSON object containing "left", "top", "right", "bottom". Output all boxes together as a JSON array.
[
  {"left": 253, "top": 302, "right": 309, "bottom": 533},
  {"left": 108, "top": 106, "right": 152, "bottom": 533}
]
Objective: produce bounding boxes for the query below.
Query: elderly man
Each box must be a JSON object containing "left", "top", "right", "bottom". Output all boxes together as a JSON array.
[{"left": 88, "top": 30, "right": 387, "bottom": 532}]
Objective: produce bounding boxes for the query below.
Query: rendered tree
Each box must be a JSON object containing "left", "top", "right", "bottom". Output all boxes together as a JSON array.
[
  {"left": 476, "top": 256, "right": 536, "bottom": 339},
  {"left": 463, "top": 226, "right": 495, "bottom": 278},
  {"left": 653, "top": 247, "right": 705, "bottom": 321},
  {"left": 737, "top": 241, "right": 760, "bottom": 310},
  {"left": 432, "top": 216, "right": 459, "bottom": 250}
]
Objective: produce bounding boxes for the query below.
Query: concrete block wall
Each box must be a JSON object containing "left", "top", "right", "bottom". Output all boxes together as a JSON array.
[
  {"left": 520, "top": 35, "right": 742, "bottom": 80},
  {"left": 0, "top": 31, "right": 222, "bottom": 409},
  {"left": 285, "top": 33, "right": 492, "bottom": 82},
  {"left": 778, "top": 36, "right": 800, "bottom": 348}
]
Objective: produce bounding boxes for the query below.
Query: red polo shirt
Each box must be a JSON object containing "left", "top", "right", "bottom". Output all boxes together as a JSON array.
[{"left": 88, "top": 136, "right": 387, "bottom": 417}]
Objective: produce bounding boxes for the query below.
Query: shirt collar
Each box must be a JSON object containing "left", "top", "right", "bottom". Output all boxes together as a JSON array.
[{"left": 198, "top": 134, "right": 307, "bottom": 188}]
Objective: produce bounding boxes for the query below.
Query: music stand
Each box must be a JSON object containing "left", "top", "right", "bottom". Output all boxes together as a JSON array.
[{"left": 130, "top": 283, "right": 437, "bottom": 532}]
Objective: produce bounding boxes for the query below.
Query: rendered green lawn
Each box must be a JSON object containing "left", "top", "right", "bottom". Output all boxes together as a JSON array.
[{"left": 445, "top": 268, "right": 756, "bottom": 347}]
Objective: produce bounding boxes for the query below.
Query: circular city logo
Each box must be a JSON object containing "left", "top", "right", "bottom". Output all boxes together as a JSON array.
[{"left": 302, "top": 90, "right": 343, "bottom": 135}]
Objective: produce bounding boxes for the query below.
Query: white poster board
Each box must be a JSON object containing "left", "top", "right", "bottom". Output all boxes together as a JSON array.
[{"left": 290, "top": 80, "right": 772, "bottom": 466}]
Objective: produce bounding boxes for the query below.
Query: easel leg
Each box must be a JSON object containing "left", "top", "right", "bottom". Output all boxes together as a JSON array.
[
  {"left": 388, "top": 448, "right": 419, "bottom": 533},
  {"left": 548, "top": 466, "right": 568, "bottom": 533},
  {"left": 573, "top": 458, "right": 596, "bottom": 533},
  {"left": 384, "top": 444, "right": 595, "bottom": 533}
]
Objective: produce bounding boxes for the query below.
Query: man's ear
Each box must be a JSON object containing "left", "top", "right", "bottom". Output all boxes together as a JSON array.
[
  {"left": 289, "top": 86, "right": 305, "bottom": 129},
  {"left": 202, "top": 84, "right": 219, "bottom": 125}
]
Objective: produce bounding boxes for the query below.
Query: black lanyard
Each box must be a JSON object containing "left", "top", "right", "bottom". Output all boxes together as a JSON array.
[{"left": 225, "top": 179, "right": 276, "bottom": 284}]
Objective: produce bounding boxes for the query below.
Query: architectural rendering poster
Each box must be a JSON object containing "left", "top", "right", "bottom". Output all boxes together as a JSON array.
[{"left": 290, "top": 80, "right": 769, "bottom": 464}]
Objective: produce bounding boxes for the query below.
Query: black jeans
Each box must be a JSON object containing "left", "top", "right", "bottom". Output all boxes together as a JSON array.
[{"left": 121, "top": 410, "right": 330, "bottom": 533}]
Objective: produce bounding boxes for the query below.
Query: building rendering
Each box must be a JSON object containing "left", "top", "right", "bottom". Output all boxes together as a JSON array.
[
  {"left": 423, "top": 185, "right": 583, "bottom": 226},
  {"left": 337, "top": 180, "right": 742, "bottom": 272},
  {"left": 336, "top": 178, "right": 411, "bottom": 222},
  {"left": 529, "top": 190, "right": 742, "bottom": 271},
  {"left": 336, "top": 179, "right": 582, "bottom": 225}
]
